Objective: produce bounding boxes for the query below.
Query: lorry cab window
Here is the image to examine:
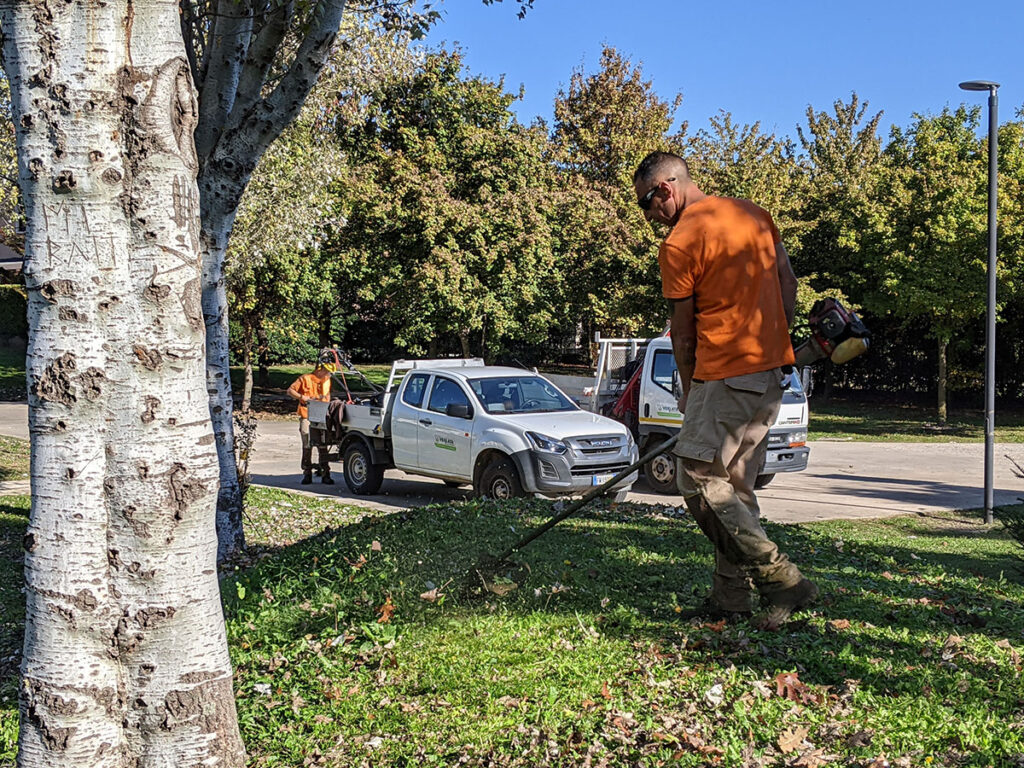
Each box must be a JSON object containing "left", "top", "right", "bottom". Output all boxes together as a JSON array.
[
  {"left": 651, "top": 349, "right": 677, "bottom": 394},
  {"left": 402, "top": 373, "right": 430, "bottom": 408},
  {"left": 428, "top": 378, "right": 470, "bottom": 414}
]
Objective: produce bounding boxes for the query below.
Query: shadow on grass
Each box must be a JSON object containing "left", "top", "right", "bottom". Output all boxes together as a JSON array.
[{"left": 223, "top": 497, "right": 1024, "bottom": 707}]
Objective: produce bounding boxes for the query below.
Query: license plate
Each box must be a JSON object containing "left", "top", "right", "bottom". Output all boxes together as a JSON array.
[{"left": 592, "top": 474, "right": 613, "bottom": 486}]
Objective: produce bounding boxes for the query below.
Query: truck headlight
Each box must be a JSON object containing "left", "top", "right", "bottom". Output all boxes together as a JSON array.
[
  {"left": 526, "top": 431, "right": 568, "bottom": 455},
  {"left": 788, "top": 431, "right": 807, "bottom": 447}
]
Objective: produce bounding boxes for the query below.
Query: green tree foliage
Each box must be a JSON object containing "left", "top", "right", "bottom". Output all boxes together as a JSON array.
[
  {"left": 863, "top": 107, "right": 989, "bottom": 420},
  {"left": 794, "top": 93, "right": 883, "bottom": 298},
  {"left": 0, "top": 75, "right": 20, "bottom": 251},
  {"left": 688, "top": 111, "right": 804, "bottom": 239},
  {"left": 330, "top": 49, "right": 560, "bottom": 357},
  {"left": 551, "top": 47, "right": 684, "bottom": 336}
]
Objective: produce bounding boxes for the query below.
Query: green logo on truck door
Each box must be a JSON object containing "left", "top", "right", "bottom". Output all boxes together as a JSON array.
[{"left": 434, "top": 436, "right": 457, "bottom": 452}]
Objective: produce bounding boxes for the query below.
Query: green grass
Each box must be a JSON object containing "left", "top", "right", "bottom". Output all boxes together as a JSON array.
[
  {"left": 0, "top": 438, "right": 28, "bottom": 482},
  {"left": 0, "top": 348, "right": 24, "bottom": 401},
  {"left": 3, "top": 474, "right": 1023, "bottom": 766},
  {"left": 810, "top": 400, "right": 1024, "bottom": 443}
]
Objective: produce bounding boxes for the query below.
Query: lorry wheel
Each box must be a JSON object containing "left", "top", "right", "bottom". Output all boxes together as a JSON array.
[
  {"left": 478, "top": 458, "right": 524, "bottom": 500},
  {"left": 644, "top": 451, "right": 677, "bottom": 494},
  {"left": 754, "top": 473, "right": 775, "bottom": 490},
  {"left": 343, "top": 442, "right": 384, "bottom": 495}
]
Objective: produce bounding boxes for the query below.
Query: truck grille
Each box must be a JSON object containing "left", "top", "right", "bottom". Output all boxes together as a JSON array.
[
  {"left": 573, "top": 436, "right": 624, "bottom": 455},
  {"left": 569, "top": 462, "right": 631, "bottom": 478}
]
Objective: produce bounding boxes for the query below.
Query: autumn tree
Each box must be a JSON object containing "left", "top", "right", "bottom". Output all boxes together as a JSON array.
[
  {"left": 864, "top": 107, "right": 989, "bottom": 421},
  {"left": 180, "top": 0, "right": 438, "bottom": 559},
  {"left": 794, "top": 93, "right": 884, "bottom": 298},
  {"left": 1, "top": 1, "right": 245, "bottom": 764},
  {"left": 550, "top": 46, "right": 685, "bottom": 337},
  {"left": 330, "top": 49, "right": 561, "bottom": 357}
]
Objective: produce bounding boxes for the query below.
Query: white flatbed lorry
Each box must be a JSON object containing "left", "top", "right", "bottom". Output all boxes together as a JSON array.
[{"left": 308, "top": 358, "right": 639, "bottom": 500}]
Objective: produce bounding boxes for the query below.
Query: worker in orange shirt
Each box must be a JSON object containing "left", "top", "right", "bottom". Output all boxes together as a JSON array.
[
  {"left": 287, "top": 349, "right": 335, "bottom": 485},
  {"left": 633, "top": 150, "right": 818, "bottom": 630}
]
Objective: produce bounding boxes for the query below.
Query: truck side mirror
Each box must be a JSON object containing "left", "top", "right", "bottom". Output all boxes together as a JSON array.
[
  {"left": 671, "top": 370, "right": 681, "bottom": 399},
  {"left": 446, "top": 403, "right": 472, "bottom": 419}
]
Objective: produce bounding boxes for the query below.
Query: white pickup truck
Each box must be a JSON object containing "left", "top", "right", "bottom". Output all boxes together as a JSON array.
[
  {"left": 308, "top": 358, "right": 639, "bottom": 500},
  {"left": 568, "top": 334, "right": 810, "bottom": 494}
]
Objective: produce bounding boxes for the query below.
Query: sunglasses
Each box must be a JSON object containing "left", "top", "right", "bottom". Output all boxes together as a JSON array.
[{"left": 638, "top": 177, "right": 675, "bottom": 210}]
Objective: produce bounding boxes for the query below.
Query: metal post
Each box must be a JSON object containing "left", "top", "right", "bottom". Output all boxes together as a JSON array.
[
  {"left": 960, "top": 80, "right": 1000, "bottom": 525},
  {"left": 984, "top": 87, "right": 998, "bottom": 524}
]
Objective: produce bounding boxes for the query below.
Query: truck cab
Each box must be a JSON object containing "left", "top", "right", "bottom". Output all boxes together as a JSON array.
[
  {"left": 592, "top": 335, "right": 809, "bottom": 493},
  {"left": 322, "top": 359, "right": 640, "bottom": 500}
]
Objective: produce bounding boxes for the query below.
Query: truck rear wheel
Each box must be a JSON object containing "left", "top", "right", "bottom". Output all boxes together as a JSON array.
[
  {"left": 644, "top": 450, "right": 677, "bottom": 494},
  {"left": 343, "top": 441, "right": 384, "bottom": 495},
  {"left": 477, "top": 458, "right": 524, "bottom": 500}
]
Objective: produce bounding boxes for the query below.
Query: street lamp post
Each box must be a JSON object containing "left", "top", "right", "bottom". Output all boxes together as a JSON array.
[{"left": 959, "top": 79, "right": 999, "bottom": 525}]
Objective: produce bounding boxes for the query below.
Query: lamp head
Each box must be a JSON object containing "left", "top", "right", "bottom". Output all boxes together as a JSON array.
[{"left": 959, "top": 80, "right": 1000, "bottom": 92}]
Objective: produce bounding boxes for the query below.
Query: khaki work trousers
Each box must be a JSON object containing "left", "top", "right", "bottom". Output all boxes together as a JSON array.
[
  {"left": 299, "top": 417, "right": 328, "bottom": 473},
  {"left": 673, "top": 369, "right": 804, "bottom": 612}
]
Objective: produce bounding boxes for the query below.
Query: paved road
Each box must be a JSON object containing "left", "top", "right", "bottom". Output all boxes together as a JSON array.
[{"left": 1, "top": 403, "right": 1022, "bottom": 523}]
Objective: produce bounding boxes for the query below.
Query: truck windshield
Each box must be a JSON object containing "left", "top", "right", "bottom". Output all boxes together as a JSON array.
[{"left": 468, "top": 376, "right": 577, "bottom": 414}]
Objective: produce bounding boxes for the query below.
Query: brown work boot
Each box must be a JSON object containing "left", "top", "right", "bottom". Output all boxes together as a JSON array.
[
  {"left": 677, "top": 597, "right": 752, "bottom": 623},
  {"left": 753, "top": 578, "right": 819, "bottom": 631}
]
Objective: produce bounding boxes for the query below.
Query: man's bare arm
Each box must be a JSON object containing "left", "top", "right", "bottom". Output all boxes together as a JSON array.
[
  {"left": 670, "top": 297, "right": 697, "bottom": 407},
  {"left": 776, "top": 242, "right": 797, "bottom": 327}
]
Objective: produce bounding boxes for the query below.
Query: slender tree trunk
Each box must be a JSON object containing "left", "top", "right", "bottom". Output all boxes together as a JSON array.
[
  {"left": 241, "top": 323, "right": 254, "bottom": 413},
  {"left": 256, "top": 324, "right": 270, "bottom": 387},
  {"left": 937, "top": 335, "right": 948, "bottom": 424},
  {"left": 197, "top": 205, "right": 246, "bottom": 561},
  {"left": 459, "top": 329, "right": 472, "bottom": 358},
  {"left": 1, "top": 2, "right": 245, "bottom": 765}
]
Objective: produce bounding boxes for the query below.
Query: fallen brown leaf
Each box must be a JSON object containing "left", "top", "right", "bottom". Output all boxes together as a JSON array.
[
  {"left": 371, "top": 540, "right": 382, "bottom": 552},
  {"left": 777, "top": 725, "right": 808, "bottom": 753},
  {"left": 828, "top": 618, "right": 851, "bottom": 630},
  {"left": 792, "top": 748, "right": 828, "bottom": 767},
  {"left": 600, "top": 681, "right": 612, "bottom": 700},
  {"left": 419, "top": 588, "right": 441, "bottom": 603},
  {"left": 376, "top": 596, "right": 395, "bottom": 624}
]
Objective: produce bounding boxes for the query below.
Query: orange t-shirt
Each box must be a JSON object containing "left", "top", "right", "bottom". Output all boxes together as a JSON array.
[
  {"left": 659, "top": 196, "right": 795, "bottom": 380},
  {"left": 291, "top": 372, "right": 331, "bottom": 419}
]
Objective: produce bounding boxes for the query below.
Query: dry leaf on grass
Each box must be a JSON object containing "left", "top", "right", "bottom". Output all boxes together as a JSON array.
[
  {"left": 371, "top": 540, "right": 382, "bottom": 552},
  {"left": 828, "top": 618, "right": 851, "bottom": 630},
  {"left": 777, "top": 725, "right": 808, "bottom": 753},
  {"left": 376, "top": 596, "right": 395, "bottom": 624}
]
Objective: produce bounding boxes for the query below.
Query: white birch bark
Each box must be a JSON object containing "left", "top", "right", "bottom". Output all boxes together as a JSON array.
[
  {"left": 0, "top": 1, "right": 245, "bottom": 765},
  {"left": 184, "top": 0, "right": 348, "bottom": 560}
]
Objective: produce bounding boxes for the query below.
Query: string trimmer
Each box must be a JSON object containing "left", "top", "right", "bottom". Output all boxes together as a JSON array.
[{"left": 471, "top": 433, "right": 680, "bottom": 591}]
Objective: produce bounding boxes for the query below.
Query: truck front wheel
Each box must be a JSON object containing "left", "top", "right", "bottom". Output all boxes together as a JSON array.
[
  {"left": 477, "top": 458, "right": 524, "bottom": 500},
  {"left": 644, "top": 450, "right": 677, "bottom": 494},
  {"left": 754, "top": 473, "right": 775, "bottom": 489},
  {"left": 343, "top": 441, "right": 384, "bottom": 495}
]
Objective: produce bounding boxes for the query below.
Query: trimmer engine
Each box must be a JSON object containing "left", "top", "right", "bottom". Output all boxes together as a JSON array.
[{"left": 793, "top": 298, "right": 871, "bottom": 366}]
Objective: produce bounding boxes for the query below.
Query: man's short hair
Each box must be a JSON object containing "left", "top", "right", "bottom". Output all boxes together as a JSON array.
[{"left": 634, "top": 151, "right": 689, "bottom": 185}]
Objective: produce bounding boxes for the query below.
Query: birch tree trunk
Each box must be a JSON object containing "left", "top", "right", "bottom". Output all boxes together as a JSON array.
[
  {"left": 184, "top": 0, "right": 348, "bottom": 560},
  {"left": 1, "top": 2, "right": 245, "bottom": 765}
]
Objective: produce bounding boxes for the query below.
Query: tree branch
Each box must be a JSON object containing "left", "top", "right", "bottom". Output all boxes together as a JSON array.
[
  {"left": 221, "top": 0, "right": 347, "bottom": 173},
  {"left": 194, "top": 0, "right": 255, "bottom": 167},
  {"left": 231, "top": 1, "right": 294, "bottom": 125}
]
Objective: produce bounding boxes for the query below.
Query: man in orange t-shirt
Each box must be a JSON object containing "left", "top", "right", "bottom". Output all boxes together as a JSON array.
[
  {"left": 287, "top": 350, "right": 335, "bottom": 485},
  {"left": 633, "top": 151, "right": 816, "bottom": 629}
]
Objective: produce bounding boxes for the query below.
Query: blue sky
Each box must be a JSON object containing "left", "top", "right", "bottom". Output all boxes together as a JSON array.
[{"left": 426, "top": 0, "right": 1022, "bottom": 142}]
